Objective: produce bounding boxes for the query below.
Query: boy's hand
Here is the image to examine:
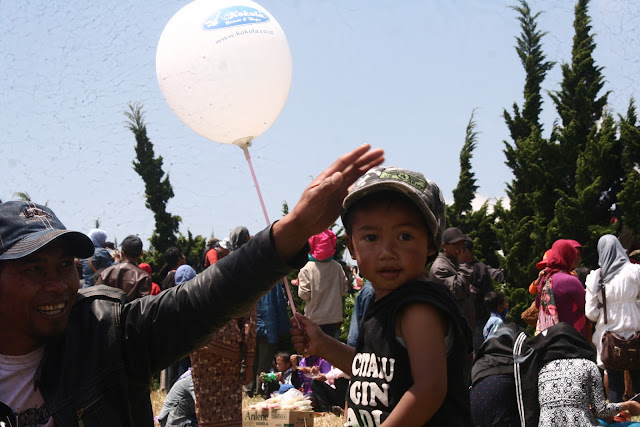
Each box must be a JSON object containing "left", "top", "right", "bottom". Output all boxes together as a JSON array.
[
  {"left": 276, "top": 372, "right": 283, "bottom": 383},
  {"left": 259, "top": 372, "right": 266, "bottom": 383},
  {"left": 290, "top": 312, "right": 328, "bottom": 356},
  {"left": 290, "top": 354, "right": 299, "bottom": 369},
  {"left": 273, "top": 145, "right": 384, "bottom": 261}
]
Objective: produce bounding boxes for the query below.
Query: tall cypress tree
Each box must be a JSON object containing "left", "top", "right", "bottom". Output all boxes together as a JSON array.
[
  {"left": 547, "top": 0, "right": 613, "bottom": 263},
  {"left": 125, "top": 102, "right": 181, "bottom": 254},
  {"left": 617, "top": 100, "right": 640, "bottom": 240},
  {"left": 548, "top": 0, "right": 608, "bottom": 194},
  {"left": 495, "top": 0, "right": 555, "bottom": 288},
  {"left": 446, "top": 110, "right": 499, "bottom": 266},
  {"left": 448, "top": 109, "right": 479, "bottom": 227}
]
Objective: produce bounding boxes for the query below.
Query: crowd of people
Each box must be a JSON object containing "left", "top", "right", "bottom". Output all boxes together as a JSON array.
[{"left": 1, "top": 145, "right": 639, "bottom": 426}]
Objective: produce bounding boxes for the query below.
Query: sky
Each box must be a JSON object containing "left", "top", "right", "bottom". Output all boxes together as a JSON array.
[{"left": 2, "top": 0, "right": 639, "bottom": 254}]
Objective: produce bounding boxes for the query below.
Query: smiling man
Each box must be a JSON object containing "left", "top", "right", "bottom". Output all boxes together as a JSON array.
[{"left": 0, "top": 144, "right": 384, "bottom": 427}]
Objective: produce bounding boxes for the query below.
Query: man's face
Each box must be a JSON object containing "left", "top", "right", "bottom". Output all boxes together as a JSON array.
[
  {"left": 442, "top": 240, "right": 465, "bottom": 259},
  {"left": 0, "top": 240, "right": 79, "bottom": 355},
  {"left": 275, "top": 356, "right": 290, "bottom": 372},
  {"left": 346, "top": 198, "right": 430, "bottom": 299}
]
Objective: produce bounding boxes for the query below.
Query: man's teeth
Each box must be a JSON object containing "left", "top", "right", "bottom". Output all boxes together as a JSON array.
[{"left": 36, "top": 303, "right": 65, "bottom": 315}]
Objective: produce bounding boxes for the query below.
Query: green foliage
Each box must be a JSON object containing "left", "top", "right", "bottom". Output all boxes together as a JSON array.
[
  {"left": 448, "top": 109, "right": 479, "bottom": 225},
  {"left": 340, "top": 292, "right": 356, "bottom": 343},
  {"left": 126, "top": 102, "right": 181, "bottom": 255},
  {"left": 446, "top": 110, "right": 501, "bottom": 267},
  {"left": 618, "top": 100, "right": 640, "bottom": 238},
  {"left": 497, "top": 1, "right": 557, "bottom": 289},
  {"left": 549, "top": 0, "right": 608, "bottom": 194},
  {"left": 176, "top": 230, "right": 207, "bottom": 270},
  {"left": 12, "top": 192, "right": 31, "bottom": 201},
  {"left": 502, "top": 285, "right": 535, "bottom": 335}
]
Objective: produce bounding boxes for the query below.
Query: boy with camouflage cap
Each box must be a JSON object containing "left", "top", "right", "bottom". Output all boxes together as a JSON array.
[{"left": 291, "top": 166, "right": 473, "bottom": 426}]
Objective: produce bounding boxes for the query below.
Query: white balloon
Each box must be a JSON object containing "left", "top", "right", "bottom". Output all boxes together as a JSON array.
[{"left": 156, "top": 0, "right": 292, "bottom": 147}]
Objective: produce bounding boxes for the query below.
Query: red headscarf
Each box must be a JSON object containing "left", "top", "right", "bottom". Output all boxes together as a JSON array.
[{"left": 545, "top": 239, "right": 577, "bottom": 274}]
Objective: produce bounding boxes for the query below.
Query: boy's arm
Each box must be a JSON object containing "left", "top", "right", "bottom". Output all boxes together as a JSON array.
[
  {"left": 382, "top": 302, "right": 447, "bottom": 426},
  {"left": 290, "top": 312, "right": 355, "bottom": 374}
]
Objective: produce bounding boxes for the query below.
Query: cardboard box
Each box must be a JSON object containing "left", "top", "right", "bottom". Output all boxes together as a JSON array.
[{"left": 242, "top": 409, "right": 314, "bottom": 427}]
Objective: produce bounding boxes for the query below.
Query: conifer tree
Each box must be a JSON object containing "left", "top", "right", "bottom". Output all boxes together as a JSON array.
[
  {"left": 618, "top": 100, "right": 640, "bottom": 238},
  {"left": 125, "top": 102, "right": 181, "bottom": 255},
  {"left": 548, "top": 0, "right": 608, "bottom": 194},
  {"left": 495, "top": 0, "right": 555, "bottom": 288},
  {"left": 446, "top": 110, "right": 498, "bottom": 266},
  {"left": 546, "top": 0, "right": 617, "bottom": 264},
  {"left": 448, "top": 109, "right": 479, "bottom": 227}
]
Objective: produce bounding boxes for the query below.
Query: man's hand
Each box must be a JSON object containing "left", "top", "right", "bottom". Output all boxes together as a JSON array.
[
  {"left": 273, "top": 145, "right": 384, "bottom": 261},
  {"left": 459, "top": 247, "right": 472, "bottom": 264},
  {"left": 290, "top": 313, "right": 327, "bottom": 356}
]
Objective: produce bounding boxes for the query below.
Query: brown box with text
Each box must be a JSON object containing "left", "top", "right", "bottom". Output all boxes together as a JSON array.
[{"left": 242, "top": 409, "right": 314, "bottom": 427}]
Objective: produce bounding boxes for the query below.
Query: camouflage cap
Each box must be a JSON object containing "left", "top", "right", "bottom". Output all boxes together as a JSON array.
[{"left": 341, "top": 166, "right": 446, "bottom": 256}]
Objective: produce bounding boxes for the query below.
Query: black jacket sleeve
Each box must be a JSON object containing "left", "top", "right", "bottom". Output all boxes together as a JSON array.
[{"left": 120, "top": 225, "right": 309, "bottom": 381}]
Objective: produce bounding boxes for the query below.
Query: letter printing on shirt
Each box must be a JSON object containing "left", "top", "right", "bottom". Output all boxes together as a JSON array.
[
  {"left": 0, "top": 346, "right": 54, "bottom": 427},
  {"left": 346, "top": 280, "right": 473, "bottom": 426}
]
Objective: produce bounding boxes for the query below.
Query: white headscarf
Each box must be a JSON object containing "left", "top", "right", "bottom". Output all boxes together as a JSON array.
[{"left": 597, "top": 234, "right": 629, "bottom": 283}]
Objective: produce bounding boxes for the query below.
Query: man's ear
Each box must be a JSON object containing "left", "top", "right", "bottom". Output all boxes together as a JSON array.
[{"left": 345, "top": 234, "right": 356, "bottom": 261}]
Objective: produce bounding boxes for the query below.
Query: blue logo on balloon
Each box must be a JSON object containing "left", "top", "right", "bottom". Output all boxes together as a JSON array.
[{"left": 203, "top": 6, "right": 270, "bottom": 30}]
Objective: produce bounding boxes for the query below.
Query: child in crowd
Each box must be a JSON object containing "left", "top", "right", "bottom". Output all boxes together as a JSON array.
[
  {"left": 483, "top": 291, "right": 508, "bottom": 341},
  {"left": 258, "top": 351, "right": 293, "bottom": 397},
  {"left": 290, "top": 166, "right": 473, "bottom": 426}
]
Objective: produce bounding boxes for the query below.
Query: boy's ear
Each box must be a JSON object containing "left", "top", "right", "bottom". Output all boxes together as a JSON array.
[{"left": 345, "top": 234, "right": 356, "bottom": 261}]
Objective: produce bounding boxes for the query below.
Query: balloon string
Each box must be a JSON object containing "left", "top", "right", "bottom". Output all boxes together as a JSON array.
[{"left": 242, "top": 147, "right": 300, "bottom": 327}]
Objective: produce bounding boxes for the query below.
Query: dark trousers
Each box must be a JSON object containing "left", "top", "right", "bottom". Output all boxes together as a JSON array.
[
  {"left": 310, "top": 377, "right": 349, "bottom": 412},
  {"left": 608, "top": 369, "right": 640, "bottom": 402},
  {"left": 253, "top": 336, "right": 278, "bottom": 396},
  {"left": 319, "top": 323, "right": 340, "bottom": 340}
]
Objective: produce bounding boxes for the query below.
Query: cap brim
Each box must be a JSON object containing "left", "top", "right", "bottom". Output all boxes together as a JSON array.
[
  {"left": 445, "top": 236, "right": 469, "bottom": 244},
  {"left": 0, "top": 229, "right": 94, "bottom": 260},
  {"left": 536, "top": 260, "right": 547, "bottom": 270}
]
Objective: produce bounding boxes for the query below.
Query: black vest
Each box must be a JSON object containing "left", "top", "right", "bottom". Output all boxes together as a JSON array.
[{"left": 347, "top": 280, "right": 473, "bottom": 426}]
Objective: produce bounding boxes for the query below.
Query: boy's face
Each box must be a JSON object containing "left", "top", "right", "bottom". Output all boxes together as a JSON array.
[
  {"left": 275, "top": 356, "right": 290, "bottom": 372},
  {"left": 498, "top": 298, "right": 509, "bottom": 313},
  {"left": 346, "top": 198, "right": 430, "bottom": 299}
]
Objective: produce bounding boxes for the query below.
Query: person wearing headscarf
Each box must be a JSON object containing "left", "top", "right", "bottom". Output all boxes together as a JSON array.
[
  {"left": 586, "top": 234, "right": 640, "bottom": 402},
  {"left": 81, "top": 228, "right": 114, "bottom": 287},
  {"left": 535, "top": 239, "right": 587, "bottom": 339},
  {"left": 229, "top": 226, "right": 251, "bottom": 251},
  {"left": 138, "top": 263, "right": 161, "bottom": 295},
  {"left": 190, "top": 227, "right": 256, "bottom": 427}
]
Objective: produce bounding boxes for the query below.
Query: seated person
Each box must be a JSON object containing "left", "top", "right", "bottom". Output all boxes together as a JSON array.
[
  {"left": 310, "top": 366, "right": 349, "bottom": 413},
  {"left": 156, "top": 369, "right": 197, "bottom": 427},
  {"left": 259, "top": 351, "right": 293, "bottom": 397},
  {"left": 290, "top": 354, "right": 331, "bottom": 395}
]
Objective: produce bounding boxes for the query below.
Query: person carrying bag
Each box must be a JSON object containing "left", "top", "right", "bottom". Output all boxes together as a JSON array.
[{"left": 585, "top": 235, "right": 640, "bottom": 403}]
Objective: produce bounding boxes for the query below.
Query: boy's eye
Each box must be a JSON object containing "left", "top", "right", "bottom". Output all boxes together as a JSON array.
[
  {"left": 398, "top": 233, "right": 412, "bottom": 241},
  {"left": 363, "top": 234, "right": 378, "bottom": 242}
]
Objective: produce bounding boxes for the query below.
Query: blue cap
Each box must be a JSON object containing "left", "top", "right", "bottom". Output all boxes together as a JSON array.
[
  {"left": 278, "top": 384, "right": 295, "bottom": 394},
  {"left": 175, "top": 265, "right": 197, "bottom": 285},
  {"left": 0, "top": 201, "right": 94, "bottom": 261}
]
